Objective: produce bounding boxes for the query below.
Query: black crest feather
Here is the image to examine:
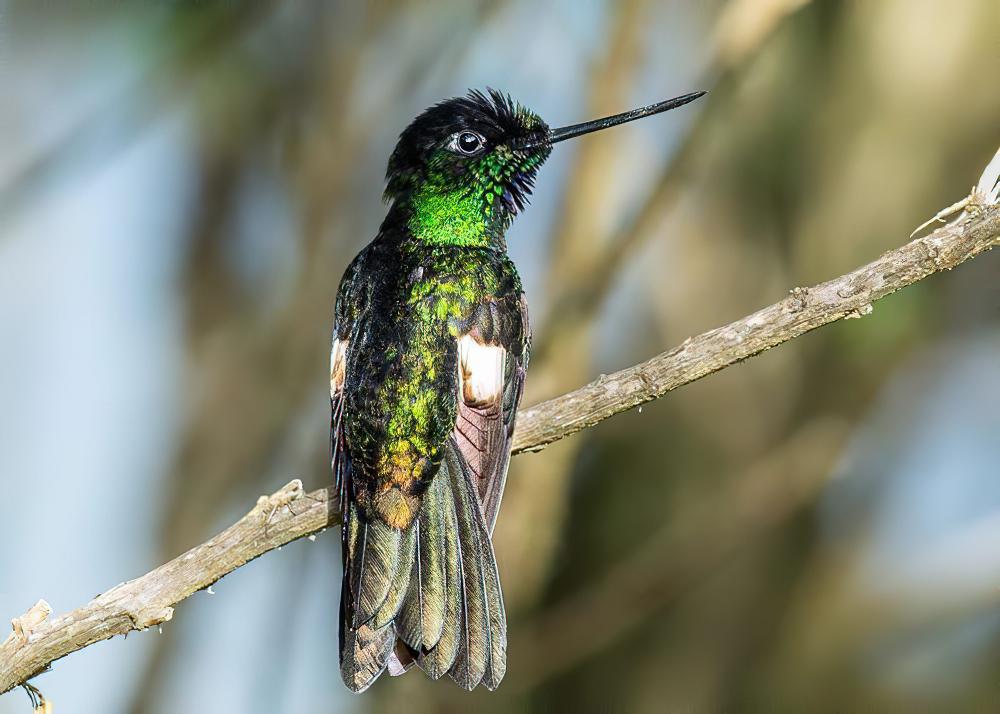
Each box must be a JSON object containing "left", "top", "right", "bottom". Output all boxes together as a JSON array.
[{"left": 384, "top": 89, "right": 548, "bottom": 201}]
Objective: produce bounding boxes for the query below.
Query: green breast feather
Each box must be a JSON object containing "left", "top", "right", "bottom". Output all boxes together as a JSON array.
[{"left": 348, "top": 246, "right": 515, "bottom": 529}]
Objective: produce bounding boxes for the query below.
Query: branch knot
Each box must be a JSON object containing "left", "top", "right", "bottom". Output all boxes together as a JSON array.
[{"left": 4, "top": 601, "right": 52, "bottom": 647}]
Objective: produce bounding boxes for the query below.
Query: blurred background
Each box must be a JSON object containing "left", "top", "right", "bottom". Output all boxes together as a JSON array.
[{"left": 1, "top": 0, "right": 998, "bottom": 711}]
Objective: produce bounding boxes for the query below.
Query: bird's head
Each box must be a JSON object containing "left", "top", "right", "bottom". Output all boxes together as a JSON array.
[
  {"left": 384, "top": 89, "right": 550, "bottom": 232},
  {"left": 384, "top": 88, "right": 704, "bottom": 246}
]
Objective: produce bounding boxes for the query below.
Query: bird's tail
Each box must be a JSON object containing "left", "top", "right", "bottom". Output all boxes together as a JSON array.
[{"left": 340, "top": 438, "right": 506, "bottom": 692}]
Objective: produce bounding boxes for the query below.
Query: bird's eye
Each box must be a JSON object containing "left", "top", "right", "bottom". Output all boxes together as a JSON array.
[{"left": 452, "top": 131, "right": 485, "bottom": 155}]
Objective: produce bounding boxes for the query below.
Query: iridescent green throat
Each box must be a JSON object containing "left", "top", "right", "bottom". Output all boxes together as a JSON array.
[{"left": 407, "top": 182, "right": 500, "bottom": 248}]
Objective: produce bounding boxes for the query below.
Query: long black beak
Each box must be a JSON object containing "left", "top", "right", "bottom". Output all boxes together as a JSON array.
[{"left": 521, "top": 91, "right": 705, "bottom": 149}]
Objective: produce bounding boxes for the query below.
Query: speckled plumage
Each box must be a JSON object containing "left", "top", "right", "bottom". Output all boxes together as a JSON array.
[
  {"left": 331, "top": 85, "right": 704, "bottom": 693},
  {"left": 331, "top": 89, "right": 549, "bottom": 692},
  {"left": 336, "top": 238, "right": 528, "bottom": 527}
]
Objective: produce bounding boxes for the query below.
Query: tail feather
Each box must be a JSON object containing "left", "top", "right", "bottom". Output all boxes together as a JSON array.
[
  {"left": 394, "top": 523, "right": 424, "bottom": 649},
  {"left": 341, "top": 502, "right": 397, "bottom": 693},
  {"left": 416, "top": 467, "right": 463, "bottom": 679},
  {"left": 418, "top": 471, "right": 450, "bottom": 648},
  {"left": 340, "top": 439, "right": 507, "bottom": 692},
  {"left": 445, "top": 445, "right": 491, "bottom": 690},
  {"left": 387, "top": 640, "right": 417, "bottom": 676},
  {"left": 371, "top": 525, "right": 416, "bottom": 629},
  {"left": 481, "top": 532, "right": 507, "bottom": 690},
  {"left": 396, "top": 470, "right": 450, "bottom": 652},
  {"left": 353, "top": 518, "right": 403, "bottom": 627},
  {"left": 340, "top": 619, "right": 395, "bottom": 692}
]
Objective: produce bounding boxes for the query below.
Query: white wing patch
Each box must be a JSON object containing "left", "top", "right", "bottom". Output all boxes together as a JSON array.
[
  {"left": 458, "top": 334, "right": 505, "bottom": 406},
  {"left": 330, "top": 337, "right": 348, "bottom": 399}
]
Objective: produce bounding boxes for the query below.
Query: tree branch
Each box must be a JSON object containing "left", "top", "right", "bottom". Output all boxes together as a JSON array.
[
  {"left": 0, "top": 480, "right": 331, "bottom": 697},
  {"left": 2, "top": 201, "right": 998, "bottom": 697},
  {"left": 513, "top": 202, "right": 1000, "bottom": 452}
]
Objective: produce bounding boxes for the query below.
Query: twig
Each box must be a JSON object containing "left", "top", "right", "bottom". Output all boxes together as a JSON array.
[
  {"left": 21, "top": 682, "right": 50, "bottom": 713},
  {"left": 513, "top": 202, "right": 1000, "bottom": 453},
  {"left": 1, "top": 201, "right": 997, "bottom": 696},
  {"left": 0, "top": 480, "right": 329, "bottom": 696}
]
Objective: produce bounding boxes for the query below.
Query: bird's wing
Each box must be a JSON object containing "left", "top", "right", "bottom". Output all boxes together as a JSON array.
[
  {"left": 335, "top": 247, "right": 528, "bottom": 692},
  {"left": 330, "top": 334, "right": 349, "bottom": 505},
  {"left": 330, "top": 242, "right": 365, "bottom": 512},
  {"left": 331, "top": 246, "right": 404, "bottom": 692},
  {"left": 453, "top": 292, "right": 529, "bottom": 533}
]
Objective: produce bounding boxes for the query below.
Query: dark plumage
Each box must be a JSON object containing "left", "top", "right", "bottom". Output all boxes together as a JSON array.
[
  {"left": 332, "top": 89, "right": 542, "bottom": 693},
  {"left": 330, "top": 87, "right": 704, "bottom": 693}
]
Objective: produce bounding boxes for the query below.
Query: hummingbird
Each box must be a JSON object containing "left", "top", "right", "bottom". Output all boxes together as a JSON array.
[{"left": 330, "top": 87, "right": 704, "bottom": 692}]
